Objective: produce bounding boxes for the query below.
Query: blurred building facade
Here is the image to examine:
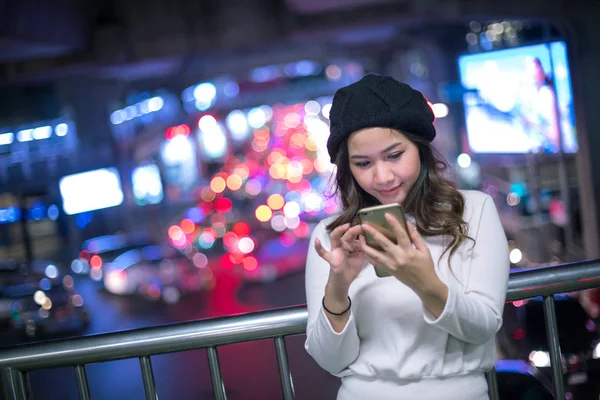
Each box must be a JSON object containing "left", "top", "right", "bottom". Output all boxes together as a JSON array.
[{"left": 0, "top": 0, "right": 599, "bottom": 269}]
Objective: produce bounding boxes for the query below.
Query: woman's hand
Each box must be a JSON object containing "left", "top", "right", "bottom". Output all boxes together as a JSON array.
[
  {"left": 360, "top": 214, "right": 437, "bottom": 293},
  {"left": 315, "top": 223, "right": 366, "bottom": 299}
]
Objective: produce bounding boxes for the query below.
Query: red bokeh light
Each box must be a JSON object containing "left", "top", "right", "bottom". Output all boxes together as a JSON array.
[
  {"left": 165, "top": 124, "right": 191, "bottom": 140},
  {"left": 293, "top": 221, "right": 310, "bottom": 238},
  {"left": 243, "top": 256, "right": 258, "bottom": 271},
  {"left": 221, "top": 254, "right": 234, "bottom": 269},
  {"left": 233, "top": 222, "right": 251, "bottom": 236},
  {"left": 280, "top": 231, "right": 296, "bottom": 247},
  {"left": 199, "top": 201, "right": 215, "bottom": 215},
  {"left": 180, "top": 219, "right": 196, "bottom": 235},
  {"left": 229, "top": 251, "right": 245, "bottom": 265},
  {"left": 79, "top": 250, "right": 90, "bottom": 261},
  {"left": 90, "top": 255, "right": 103, "bottom": 269},
  {"left": 513, "top": 328, "right": 525, "bottom": 340},
  {"left": 223, "top": 232, "right": 239, "bottom": 250},
  {"left": 215, "top": 198, "right": 233, "bottom": 214}
]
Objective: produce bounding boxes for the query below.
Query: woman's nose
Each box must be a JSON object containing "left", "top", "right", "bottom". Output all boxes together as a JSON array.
[{"left": 373, "top": 162, "right": 393, "bottom": 185}]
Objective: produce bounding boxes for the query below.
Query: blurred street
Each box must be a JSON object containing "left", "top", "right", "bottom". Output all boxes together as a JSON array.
[
  {"left": 1, "top": 0, "right": 600, "bottom": 399},
  {"left": 6, "top": 270, "right": 340, "bottom": 400}
]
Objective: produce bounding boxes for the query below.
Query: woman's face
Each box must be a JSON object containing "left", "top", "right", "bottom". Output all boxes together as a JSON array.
[
  {"left": 526, "top": 58, "right": 546, "bottom": 86},
  {"left": 347, "top": 128, "right": 421, "bottom": 205}
]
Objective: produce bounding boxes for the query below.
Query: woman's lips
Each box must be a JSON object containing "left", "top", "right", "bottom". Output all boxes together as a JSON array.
[{"left": 376, "top": 184, "right": 401, "bottom": 197}]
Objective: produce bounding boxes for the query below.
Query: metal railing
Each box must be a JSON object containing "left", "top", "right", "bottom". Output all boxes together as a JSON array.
[{"left": 1, "top": 259, "right": 600, "bottom": 400}]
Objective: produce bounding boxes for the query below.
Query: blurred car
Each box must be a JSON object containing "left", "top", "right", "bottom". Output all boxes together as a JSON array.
[
  {"left": 102, "top": 244, "right": 214, "bottom": 303},
  {"left": 237, "top": 231, "right": 310, "bottom": 283},
  {"left": 71, "top": 231, "right": 151, "bottom": 281},
  {"left": 0, "top": 260, "right": 89, "bottom": 339},
  {"left": 498, "top": 292, "right": 600, "bottom": 398},
  {"left": 495, "top": 359, "right": 554, "bottom": 399}
]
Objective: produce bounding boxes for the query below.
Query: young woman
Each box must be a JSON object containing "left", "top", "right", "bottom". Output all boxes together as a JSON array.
[{"left": 304, "top": 74, "right": 510, "bottom": 400}]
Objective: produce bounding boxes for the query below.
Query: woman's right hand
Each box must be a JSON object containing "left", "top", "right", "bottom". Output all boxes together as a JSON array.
[{"left": 315, "top": 223, "right": 366, "bottom": 299}]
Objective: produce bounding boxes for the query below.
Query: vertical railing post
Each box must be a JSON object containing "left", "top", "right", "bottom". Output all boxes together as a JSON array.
[
  {"left": 74, "top": 365, "right": 91, "bottom": 400},
  {"left": 139, "top": 356, "right": 159, "bottom": 400},
  {"left": 486, "top": 367, "right": 500, "bottom": 400},
  {"left": 274, "top": 337, "right": 295, "bottom": 400},
  {"left": 207, "top": 347, "right": 227, "bottom": 400},
  {"left": 543, "top": 295, "right": 566, "bottom": 399},
  {"left": 1, "top": 368, "right": 30, "bottom": 400}
]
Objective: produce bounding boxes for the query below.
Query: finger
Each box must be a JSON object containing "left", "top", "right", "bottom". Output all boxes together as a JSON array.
[
  {"left": 361, "top": 223, "right": 395, "bottom": 253},
  {"left": 359, "top": 235, "right": 394, "bottom": 272},
  {"left": 407, "top": 223, "right": 429, "bottom": 253},
  {"left": 339, "top": 225, "right": 360, "bottom": 243},
  {"left": 385, "top": 213, "right": 411, "bottom": 248},
  {"left": 340, "top": 225, "right": 363, "bottom": 251},
  {"left": 341, "top": 224, "right": 363, "bottom": 240},
  {"left": 330, "top": 223, "right": 350, "bottom": 248},
  {"left": 340, "top": 240, "right": 356, "bottom": 253}
]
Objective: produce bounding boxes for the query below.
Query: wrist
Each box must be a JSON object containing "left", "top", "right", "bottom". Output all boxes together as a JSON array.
[
  {"left": 323, "top": 295, "right": 351, "bottom": 316},
  {"left": 413, "top": 275, "right": 448, "bottom": 319},
  {"left": 324, "top": 280, "right": 349, "bottom": 303},
  {"left": 323, "top": 293, "right": 350, "bottom": 316},
  {"left": 413, "top": 274, "right": 447, "bottom": 301}
]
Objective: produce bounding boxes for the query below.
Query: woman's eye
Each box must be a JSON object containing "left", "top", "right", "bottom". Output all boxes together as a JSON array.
[
  {"left": 388, "top": 152, "right": 403, "bottom": 160},
  {"left": 354, "top": 161, "right": 370, "bottom": 168}
]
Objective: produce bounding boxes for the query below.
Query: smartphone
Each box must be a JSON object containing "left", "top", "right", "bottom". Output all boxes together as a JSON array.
[{"left": 358, "top": 203, "right": 409, "bottom": 277}]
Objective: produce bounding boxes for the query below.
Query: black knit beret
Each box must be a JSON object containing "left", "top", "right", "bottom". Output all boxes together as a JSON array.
[{"left": 327, "top": 74, "right": 436, "bottom": 163}]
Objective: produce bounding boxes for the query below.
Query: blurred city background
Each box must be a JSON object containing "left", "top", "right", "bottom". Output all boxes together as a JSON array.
[{"left": 1, "top": 0, "right": 600, "bottom": 398}]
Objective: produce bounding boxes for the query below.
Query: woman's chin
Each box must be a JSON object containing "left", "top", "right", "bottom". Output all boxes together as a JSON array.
[{"left": 377, "top": 192, "right": 406, "bottom": 205}]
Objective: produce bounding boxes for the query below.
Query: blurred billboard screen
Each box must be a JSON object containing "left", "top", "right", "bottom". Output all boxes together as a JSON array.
[
  {"left": 458, "top": 41, "right": 577, "bottom": 154},
  {"left": 59, "top": 168, "right": 124, "bottom": 215}
]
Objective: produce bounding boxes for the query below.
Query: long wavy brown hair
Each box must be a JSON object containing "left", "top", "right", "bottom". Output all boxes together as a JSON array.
[{"left": 326, "top": 129, "right": 473, "bottom": 263}]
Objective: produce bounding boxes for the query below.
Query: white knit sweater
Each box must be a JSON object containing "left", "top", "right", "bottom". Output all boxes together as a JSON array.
[{"left": 304, "top": 190, "right": 510, "bottom": 399}]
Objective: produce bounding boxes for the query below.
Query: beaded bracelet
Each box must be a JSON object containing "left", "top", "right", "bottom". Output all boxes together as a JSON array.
[{"left": 322, "top": 296, "right": 352, "bottom": 316}]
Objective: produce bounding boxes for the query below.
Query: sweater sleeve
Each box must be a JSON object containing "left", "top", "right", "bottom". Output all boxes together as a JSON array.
[
  {"left": 423, "top": 195, "right": 510, "bottom": 345},
  {"left": 304, "top": 221, "right": 361, "bottom": 375}
]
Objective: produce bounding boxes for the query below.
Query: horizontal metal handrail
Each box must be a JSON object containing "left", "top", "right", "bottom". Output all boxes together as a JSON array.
[
  {"left": 506, "top": 259, "right": 600, "bottom": 301},
  {"left": 0, "top": 305, "right": 307, "bottom": 371},
  {"left": 1, "top": 259, "right": 599, "bottom": 400},
  {"left": 1, "top": 260, "right": 599, "bottom": 370}
]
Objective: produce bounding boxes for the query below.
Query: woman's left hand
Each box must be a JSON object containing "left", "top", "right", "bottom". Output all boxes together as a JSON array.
[{"left": 360, "top": 213, "right": 437, "bottom": 292}]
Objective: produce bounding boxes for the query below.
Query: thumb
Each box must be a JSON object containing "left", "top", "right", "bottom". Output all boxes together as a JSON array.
[
  {"left": 315, "top": 239, "right": 332, "bottom": 264},
  {"left": 408, "top": 223, "right": 428, "bottom": 253}
]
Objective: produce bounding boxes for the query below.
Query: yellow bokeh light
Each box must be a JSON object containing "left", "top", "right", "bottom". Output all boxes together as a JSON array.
[
  {"left": 254, "top": 129, "right": 270, "bottom": 140},
  {"left": 227, "top": 174, "right": 243, "bottom": 191},
  {"left": 301, "top": 159, "right": 314, "bottom": 174},
  {"left": 252, "top": 140, "right": 268, "bottom": 152},
  {"left": 233, "top": 164, "right": 250, "bottom": 180},
  {"left": 268, "top": 151, "right": 283, "bottom": 165},
  {"left": 210, "top": 177, "right": 227, "bottom": 193},
  {"left": 255, "top": 205, "right": 273, "bottom": 222},
  {"left": 290, "top": 133, "right": 306, "bottom": 148},
  {"left": 42, "top": 298, "right": 53, "bottom": 310},
  {"left": 305, "top": 137, "right": 318, "bottom": 152},
  {"left": 267, "top": 194, "right": 285, "bottom": 210},
  {"left": 201, "top": 187, "right": 216, "bottom": 202},
  {"left": 288, "top": 173, "right": 302, "bottom": 183},
  {"left": 314, "top": 158, "right": 330, "bottom": 173},
  {"left": 284, "top": 113, "right": 301, "bottom": 129},
  {"left": 287, "top": 161, "right": 303, "bottom": 176},
  {"left": 269, "top": 164, "right": 286, "bottom": 179}
]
